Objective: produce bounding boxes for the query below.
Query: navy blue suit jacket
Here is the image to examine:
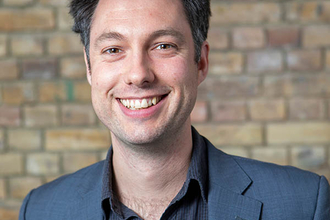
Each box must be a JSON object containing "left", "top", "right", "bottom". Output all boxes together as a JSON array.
[{"left": 19, "top": 135, "right": 330, "bottom": 220}]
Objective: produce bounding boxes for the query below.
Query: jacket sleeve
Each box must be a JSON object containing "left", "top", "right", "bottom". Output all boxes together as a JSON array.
[
  {"left": 18, "top": 190, "right": 33, "bottom": 220},
  {"left": 313, "top": 176, "right": 330, "bottom": 220}
]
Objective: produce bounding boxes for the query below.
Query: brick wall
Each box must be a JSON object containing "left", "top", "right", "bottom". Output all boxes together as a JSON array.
[{"left": 0, "top": 0, "right": 329, "bottom": 218}]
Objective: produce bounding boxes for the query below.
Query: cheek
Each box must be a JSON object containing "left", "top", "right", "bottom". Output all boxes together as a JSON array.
[
  {"left": 155, "top": 58, "right": 194, "bottom": 83},
  {"left": 91, "top": 62, "right": 120, "bottom": 93}
]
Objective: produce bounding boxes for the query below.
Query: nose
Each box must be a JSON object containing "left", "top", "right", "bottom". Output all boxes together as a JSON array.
[{"left": 124, "top": 52, "right": 155, "bottom": 87}]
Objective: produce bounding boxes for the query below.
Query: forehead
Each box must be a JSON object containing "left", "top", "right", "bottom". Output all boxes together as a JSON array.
[{"left": 90, "top": 0, "right": 190, "bottom": 39}]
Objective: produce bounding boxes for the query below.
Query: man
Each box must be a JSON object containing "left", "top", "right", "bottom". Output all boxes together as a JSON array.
[{"left": 19, "top": 0, "right": 330, "bottom": 219}]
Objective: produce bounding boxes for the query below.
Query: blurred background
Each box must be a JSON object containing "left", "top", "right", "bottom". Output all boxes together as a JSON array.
[{"left": 0, "top": 0, "right": 330, "bottom": 219}]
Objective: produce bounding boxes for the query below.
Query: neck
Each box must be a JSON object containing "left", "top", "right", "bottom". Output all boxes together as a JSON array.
[{"left": 111, "top": 124, "right": 193, "bottom": 218}]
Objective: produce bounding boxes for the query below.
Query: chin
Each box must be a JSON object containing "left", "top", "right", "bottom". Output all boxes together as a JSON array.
[{"left": 114, "top": 126, "right": 169, "bottom": 147}]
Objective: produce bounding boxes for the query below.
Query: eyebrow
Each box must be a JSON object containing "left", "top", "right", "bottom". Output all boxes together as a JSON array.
[
  {"left": 94, "top": 32, "right": 126, "bottom": 48},
  {"left": 94, "top": 28, "right": 186, "bottom": 48},
  {"left": 149, "top": 28, "right": 186, "bottom": 45}
]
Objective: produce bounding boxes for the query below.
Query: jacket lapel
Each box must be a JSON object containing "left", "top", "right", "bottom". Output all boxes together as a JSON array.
[
  {"left": 72, "top": 187, "right": 104, "bottom": 220},
  {"left": 205, "top": 137, "right": 262, "bottom": 220},
  {"left": 69, "top": 161, "right": 105, "bottom": 220}
]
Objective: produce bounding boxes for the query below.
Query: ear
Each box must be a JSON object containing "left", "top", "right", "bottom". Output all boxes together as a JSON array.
[
  {"left": 197, "top": 41, "right": 209, "bottom": 85},
  {"left": 83, "top": 48, "right": 92, "bottom": 85}
]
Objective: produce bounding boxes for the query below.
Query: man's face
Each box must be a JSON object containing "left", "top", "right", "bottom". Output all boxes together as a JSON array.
[{"left": 86, "top": 0, "right": 208, "bottom": 147}]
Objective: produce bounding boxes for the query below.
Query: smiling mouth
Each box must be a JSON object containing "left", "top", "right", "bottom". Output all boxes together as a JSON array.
[{"left": 119, "top": 95, "right": 166, "bottom": 110}]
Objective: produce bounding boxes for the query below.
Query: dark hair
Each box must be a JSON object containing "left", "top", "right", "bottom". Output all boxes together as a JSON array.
[{"left": 69, "top": 0, "right": 211, "bottom": 64}]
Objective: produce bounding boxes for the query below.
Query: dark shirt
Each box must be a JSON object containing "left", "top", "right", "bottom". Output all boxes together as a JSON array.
[{"left": 101, "top": 128, "right": 209, "bottom": 219}]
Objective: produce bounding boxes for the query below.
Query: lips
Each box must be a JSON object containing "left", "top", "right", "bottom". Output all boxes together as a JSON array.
[{"left": 119, "top": 95, "right": 165, "bottom": 110}]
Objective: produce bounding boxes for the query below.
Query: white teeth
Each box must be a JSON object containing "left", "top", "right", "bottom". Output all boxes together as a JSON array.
[
  {"left": 152, "top": 97, "right": 157, "bottom": 105},
  {"left": 130, "top": 100, "right": 135, "bottom": 108},
  {"left": 135, "top": 100, "right": 141, "bottom": 108},
  {"left": 141, "top": 99, "right": 148, "bottom": 108},
  {"left": 120, "top": 96, "right": 162, "bottom": 110}
]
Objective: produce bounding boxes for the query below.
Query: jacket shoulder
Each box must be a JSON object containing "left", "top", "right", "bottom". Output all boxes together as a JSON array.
[
  {"left": 33, "top": 159, "right": 104, "bottom": 197},
  {"left": 232, "top": 155, "right": 329, "bottom": 219},
  {"left": 20, "top": 160, "right": 105, "bottom": 220},
  {"left": 233, "top": 154, "right": 321, "bottom": 185},
  {"left": 205, "top": 137, "right": 330, "bottom": 219}
]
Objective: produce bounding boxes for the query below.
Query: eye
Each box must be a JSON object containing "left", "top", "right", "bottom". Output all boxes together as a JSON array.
[
  {"left": 104, "top": 48, "right": 122, "bottom": 54},
  {"left": 156, "top": 44, "right": 175, "bottom": 50}
]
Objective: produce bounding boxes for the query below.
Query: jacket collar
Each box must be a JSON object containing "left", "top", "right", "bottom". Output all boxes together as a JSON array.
[{"left": 204, "top": 136, "right": 262, "bottom": 220}]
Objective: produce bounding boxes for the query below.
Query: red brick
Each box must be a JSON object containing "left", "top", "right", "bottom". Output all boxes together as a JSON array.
[
  {"left": 286, "top": 2, "right": 330, "bottom": 23},
  {"left": 247, "top": 51, "right": 283, "bottom": 73},
  {"left": 198, "top": 76, "right": 260, "bottom": 99},
  {"left": 60, "top": 56, "right": 86, "bottom": 79},
  {"left": 0, "top": 35, "right": 7, "bottom": 57},
  {"left": 11, "top": 35, "right": 43, "bottom": 56},
  {"left": 63, "top": 153, "right": 99, "bottom": 173},
  {"left": 0, "top": 178, "right": 6, "bottom": 199},
  {"left": 74, "top": 81, "right": 91, "bottom": 102},
  {"left": 9, "top": 177, "right": 42, "bottom": 199},
  {"left": 321, "top": 2, "right": 330, "bottom": 22},
  {"left": 3, "top": 0, "right": 33, "bottom": 6},
  {"left": 267, "top": 27, "right": 299, "bottom": 47},
  {"left": 249, "top": 99, "right": 286, "bottom": 121},
  {"left": 191, "top": 101, "right": 208, "bottom": 123},
  {"left": 326, "top": 50, "right": 330, "bottom": 70},
  {"left": 0, "top": 130, "right": 4, "bottom": 152},
  {"left": 48, "top": 33, "right": 82, "bottom": 55},
  {"left": 57, "top": 7, "right": 73, "bottom": 31},
  {"left": 0, "top": 107, "right": 20, "bottom": 127},
  {"left": 327, "top": 101, "right": 330, "bottom": 120},
  {"left": 61, "top": 104, "right": 96, "bottom": 126},
  {"left": 251, "top": 146, "right": 288, "bottom": 165},
  {"left": 0, "top": 60, "right": 19, "bottom": 80},
  {"left": 0, "top": 154, "right": 23, "bottom": 175},
  {"left": 211, "top": 3, "right": 281, "bottom": 25},
  {"left": 207, "top": 27, "right": 228, "bottom": 50},
  {"left": 46, "top": 129, "right": 110, "bottom": 151},
  {"left": 262, "top": 75, "right": 288, "bottom": 97},
  {"left": 0, "top": 88, "right": 2, "bottom": 105},
  {"left": 286, "top": 2, "right": 318, "bottom": 22},
  {"left": 38, "top": 81, "right": 68, "bottom": 103},
  {"left": 27, "top": 153, "right": 59, "bottom": 175},
  {"left": 287, "top": 50, "right": 322, "bottom": 71},
  {"left": 287, "top": 75, "right": 330, "bottom": 96},
  {"left": 2, "top": 82, "right": 35, "bottom": 105},
  {"left": 263, "top": 74, "right": 330, "bottom": 97},
  {"left": 211, "top": 101, "right": 246, "bottom": 122},
  {"left": 0, "top": 9, "right": 55, "bottom": 31},
  {"left": 38, "top": 0, "right": 68, "bottom": 6},
  {"left": 0, "top": 208, "right": 19, "bottom": 220},
  {"left": 303, "top": 26, "right": 330, "bottom": 48},
  {"left": 233, "top": 27, "right": 265, "bottom": 49},
  {"left": 209, "top": 52, "right": 243, "bottom": 75},
  {"left": 268, "top": 122, "right": 330, "bottom": 144},
  {"left": 195, "top": 124, "right": 263, "bottom": 145},
  {"left": 24, "top": 105, "right": 58, "bottom": 127},
  {"left": 289, "top": 99, "right": 325, "bottom": 120},
  {"left": 8, "top": 129, "right": 42, "bottom": 150},
  {"left": 22, "top": 58, "right": 57, "bottom": 79},
  {"left": 291, "top": 146, "right": 326, "bottom": 170}
]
